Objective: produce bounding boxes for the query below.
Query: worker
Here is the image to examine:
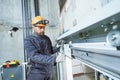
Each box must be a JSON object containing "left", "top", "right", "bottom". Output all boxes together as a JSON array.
[{"left": 24, "top": 16, "right": 64, "bottom": 80}]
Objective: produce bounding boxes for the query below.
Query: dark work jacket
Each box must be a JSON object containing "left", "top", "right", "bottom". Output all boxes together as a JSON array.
[{"left": 24, "top": 34, "right": 56, "bottom": 75}]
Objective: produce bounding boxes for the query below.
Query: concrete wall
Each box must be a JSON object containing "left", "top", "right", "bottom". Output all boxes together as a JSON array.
[
  {"left": 0, "top": 1, "right": 24, "bottom": 79},
  {"left": 0, "top": 0, "right": 22, "bottom": 25},
  {"left": 60, "top": 0, "right": 113, "bottom": 33},
  {"left": 0, "top": 0, "right": 24, "bottom": 64},
  {"left": 60, "top": 0, "right": 102, "bottom": 32}
]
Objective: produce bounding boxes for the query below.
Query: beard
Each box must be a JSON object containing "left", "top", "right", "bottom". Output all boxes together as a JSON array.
[{"left": 38, "top": 31, "right": 44, "bottom": 35}]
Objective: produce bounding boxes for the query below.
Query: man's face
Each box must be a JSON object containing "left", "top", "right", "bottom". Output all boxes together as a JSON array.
[{"left": 33, "top": 26, "right": 45, "bottom": 35}]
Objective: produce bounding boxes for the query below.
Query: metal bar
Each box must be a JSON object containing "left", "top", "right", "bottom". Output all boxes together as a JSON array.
[
  {"left": 57, "top": 62, "right": 64, "bottom": 80},
  {"left": 21, "top": 0, "right": 32, "bottom": 80},
  {"left": 95, "top": 71, "right": 100, "bottom": 80},
  {"left": 34, "top": 0, "right": 40, "bottom": 16},
  {"left": 71, "top": 47, "right": 120, "bottom": 57},
  {"left": 71, "top": 42, "right": 116, "bottom": 50},
  {"left": 21, "top": 0, "right": 32, "bottom": 38}
]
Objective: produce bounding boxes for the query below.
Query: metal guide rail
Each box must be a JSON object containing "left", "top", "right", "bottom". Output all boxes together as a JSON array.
[{"left": 71, "top": 45, "right": 120, "bottom": 80}]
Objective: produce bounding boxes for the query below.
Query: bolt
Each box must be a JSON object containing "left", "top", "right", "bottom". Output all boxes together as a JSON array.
[{"left": 111, "top": 34, "right": 117, "bottom": 41}]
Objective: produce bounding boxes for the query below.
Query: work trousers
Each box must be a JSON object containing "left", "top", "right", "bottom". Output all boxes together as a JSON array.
[{"left": 27, "top": 73, "right": 52, "bottom": 80}]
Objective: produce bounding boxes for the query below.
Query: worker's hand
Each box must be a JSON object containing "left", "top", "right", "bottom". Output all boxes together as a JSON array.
[
  {"left": 56, "top": 43, "right": 60, "bottom": 48},
  {"left": 56, "top": 53, "right": 65, "bottom": 63}
]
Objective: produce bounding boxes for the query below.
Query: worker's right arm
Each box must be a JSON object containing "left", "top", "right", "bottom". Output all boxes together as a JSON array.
[{"left": 24, "top": 37, "right": 56, "bottom": 65}]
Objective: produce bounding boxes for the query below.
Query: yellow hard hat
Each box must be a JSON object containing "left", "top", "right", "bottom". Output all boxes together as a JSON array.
[{"left": 32, "top": 16, "right": 49, "bottom": 27}]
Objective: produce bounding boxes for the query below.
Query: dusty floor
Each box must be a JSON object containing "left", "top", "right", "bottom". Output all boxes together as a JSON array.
[{"left": 73, "top": 72, "right": 95, "bottom": 80}]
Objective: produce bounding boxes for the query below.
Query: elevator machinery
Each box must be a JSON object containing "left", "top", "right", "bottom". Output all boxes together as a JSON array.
[{"left": 57, "top": 0, "right": 120, "bottom": 80}]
